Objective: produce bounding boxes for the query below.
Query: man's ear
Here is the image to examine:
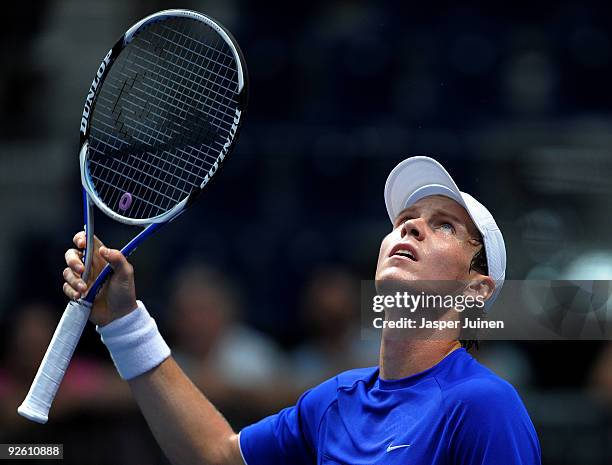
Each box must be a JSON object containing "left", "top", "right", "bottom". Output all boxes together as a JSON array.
[{"left": 465, "top": 274, "right": 495, "bottom": 302}]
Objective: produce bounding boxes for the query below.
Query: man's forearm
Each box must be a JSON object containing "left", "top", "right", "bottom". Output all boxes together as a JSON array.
[{"left": 129, "top": 357, "right": 244, "bottom": 465}]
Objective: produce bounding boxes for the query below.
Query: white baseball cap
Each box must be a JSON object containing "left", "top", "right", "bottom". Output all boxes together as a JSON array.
[{"left": 384, "top": 156, "right": 506, "bottom": 307}]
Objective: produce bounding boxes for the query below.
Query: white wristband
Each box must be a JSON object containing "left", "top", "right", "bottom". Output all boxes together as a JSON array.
[{"left": 96, "top": 300, "right": 171, "bottom": 380}]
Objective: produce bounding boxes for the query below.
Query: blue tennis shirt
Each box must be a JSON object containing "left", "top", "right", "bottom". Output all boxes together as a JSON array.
[{"left": 239, "top": 348, "right": 541, "bottom": 464}]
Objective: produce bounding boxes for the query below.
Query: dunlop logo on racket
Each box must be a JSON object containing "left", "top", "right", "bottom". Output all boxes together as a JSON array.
[{"left": 80, "top": 49, "right": 114, "bottom": 136}]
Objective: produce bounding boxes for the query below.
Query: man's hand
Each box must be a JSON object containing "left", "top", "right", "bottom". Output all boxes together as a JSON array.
[{"left": 63, "top": 231, "right": 138, "bottom": 326}]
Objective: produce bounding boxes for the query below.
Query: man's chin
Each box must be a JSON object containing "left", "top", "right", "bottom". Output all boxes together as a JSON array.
[
  {"left": 375, "top": 273, "right": 422, "bottom": 295},
  {"left": 374, "top": 269, "right": 455, "bottom": 295}
]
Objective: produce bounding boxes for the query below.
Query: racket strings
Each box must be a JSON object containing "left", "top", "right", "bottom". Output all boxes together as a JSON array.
[
  {"left": 92, "top": 23, "right": 232, "bottom": 216},
  {"left": 87, "top": 17, "right": 240, "bottom": 220}
]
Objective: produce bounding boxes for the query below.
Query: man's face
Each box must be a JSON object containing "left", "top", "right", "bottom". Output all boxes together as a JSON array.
[{"left": 376, "top": 195, "right": 483, "bottom": 283}]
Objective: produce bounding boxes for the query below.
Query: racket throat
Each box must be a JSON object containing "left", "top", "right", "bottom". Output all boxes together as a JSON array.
[{"left": 82, "top": 192, "right": 95, "bottom": 283}]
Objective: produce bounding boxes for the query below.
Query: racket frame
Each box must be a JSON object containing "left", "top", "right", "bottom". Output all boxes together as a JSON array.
[{"left": 18, "top": 8, "right": 248, "bottom": 423}]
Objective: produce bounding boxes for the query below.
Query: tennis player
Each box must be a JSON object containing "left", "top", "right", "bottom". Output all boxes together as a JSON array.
[{"left": 63, "top": 156, "right": 541, "bottom": 464}]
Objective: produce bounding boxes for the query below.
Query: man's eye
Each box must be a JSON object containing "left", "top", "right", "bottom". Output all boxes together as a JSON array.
[{"left": 439, "top": 222, "right": 455, "bottom": 233}]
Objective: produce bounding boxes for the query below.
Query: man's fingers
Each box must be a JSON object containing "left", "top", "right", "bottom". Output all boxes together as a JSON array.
[
  {"left": 72, "top": 231, "right": 109, "bottom": 275},
  {"left": 63, "top": 267, "right": 87, "bottom": 293},
  {"left": 73, "top": 231, "right": 86, "bottom": 248},
  {"left": 65, "top": 249, "right": 84, "bottom": 273},
  {"left": 63, "top": 282, "right": 81, "bottom": 300},
  {"left": 73, "top": 231, "right": 105, "bottom": 250},
  {"left": 99, "top": 247, "right": 132, "bottom": 276}
]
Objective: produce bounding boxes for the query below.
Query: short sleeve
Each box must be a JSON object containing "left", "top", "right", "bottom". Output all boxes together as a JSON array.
[
  {"left": 239, "top": 376, "right": 338, "bottom": 465},
  {"left": 447, "top": 378, "right": 541, "bottom": 465}
]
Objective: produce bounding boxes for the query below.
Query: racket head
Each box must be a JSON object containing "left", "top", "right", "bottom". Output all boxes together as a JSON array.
[{"left": 79, "top": 9, "right": 248, "bottom": 226}]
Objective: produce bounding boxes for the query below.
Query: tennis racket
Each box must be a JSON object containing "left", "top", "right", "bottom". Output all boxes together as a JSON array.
[{"left": 18, "top": 9, "right": 248, "bottom": 424}]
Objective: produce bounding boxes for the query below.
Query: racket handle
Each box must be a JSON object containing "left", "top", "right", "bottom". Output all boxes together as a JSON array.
[{"left": 18, "top": 300, "right": 91, "bottom": 424}]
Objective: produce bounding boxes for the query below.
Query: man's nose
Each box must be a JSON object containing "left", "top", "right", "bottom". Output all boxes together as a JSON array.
[{"left": 401, "top": 218, "right": 426, "bottom": 240}]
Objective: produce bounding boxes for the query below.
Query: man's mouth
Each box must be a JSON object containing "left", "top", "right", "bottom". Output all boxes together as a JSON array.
[{"left": 389, "top": 244, "right": 418, "bottom": 261}]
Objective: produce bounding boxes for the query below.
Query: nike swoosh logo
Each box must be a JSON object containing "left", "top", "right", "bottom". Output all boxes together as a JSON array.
[{"left": 386, "top": 444, "right": 411, "bottom": 452}]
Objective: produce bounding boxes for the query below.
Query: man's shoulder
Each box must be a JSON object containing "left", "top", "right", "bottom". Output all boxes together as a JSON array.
[
  {"left": 443, "top": 372, "right": 520, "bottom": 405},
  {"left": 436, "top": 354, "right": 541, "bottom": 462},
  {"left": 437, "top": 354, "right": 527, "bottom": 420}
]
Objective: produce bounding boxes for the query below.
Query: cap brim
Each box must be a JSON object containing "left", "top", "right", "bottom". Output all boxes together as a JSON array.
[{"left": 385, "top": 156, "right": 468, "bottom": 222}]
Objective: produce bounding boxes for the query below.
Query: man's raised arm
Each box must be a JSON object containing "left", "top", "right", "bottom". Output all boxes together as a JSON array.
[
  {"left": 63, "top": 232, "right": 244, "bottom": 465},
  {"left": 129, "top": 358, "right": 243, "bottom": 465}
]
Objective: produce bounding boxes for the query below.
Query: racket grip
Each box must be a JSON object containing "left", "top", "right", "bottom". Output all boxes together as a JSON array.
[{"left": 18, "top": 300, "right": 91, "bottom": 424}]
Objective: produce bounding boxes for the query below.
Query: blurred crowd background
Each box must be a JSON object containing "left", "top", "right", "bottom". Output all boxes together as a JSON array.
[{"left": 1, "top": 0, "right": 611, "bottom": 463}]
